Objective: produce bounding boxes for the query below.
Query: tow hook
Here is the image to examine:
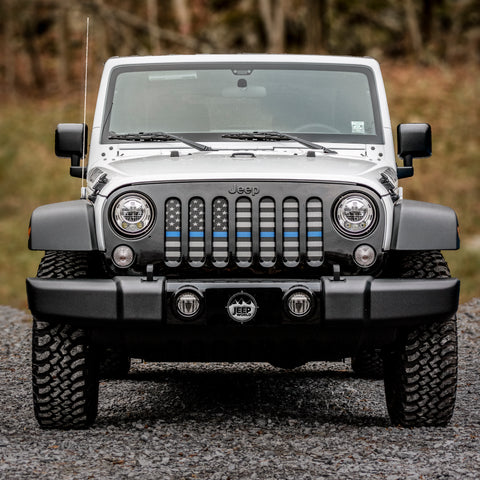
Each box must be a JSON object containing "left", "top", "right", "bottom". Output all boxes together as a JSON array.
[
  {"left": 144, "top": 264, "right": 155, "bottom": 282},
  {"left": 332, "top": 264, "right": 344, "bottom": 282}
]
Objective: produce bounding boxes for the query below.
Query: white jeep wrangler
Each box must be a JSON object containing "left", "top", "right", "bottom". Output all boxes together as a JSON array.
[{"left": 27, "top": 54, "right": 460, "bottom": 429}]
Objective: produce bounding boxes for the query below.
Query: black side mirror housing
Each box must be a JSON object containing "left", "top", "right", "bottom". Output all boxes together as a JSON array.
[
  {"left": 55, "top": 123, "right": 88, "bottom": 178},
  {"left": 396, "top": 123, "right": 432, "bottom": 179}
]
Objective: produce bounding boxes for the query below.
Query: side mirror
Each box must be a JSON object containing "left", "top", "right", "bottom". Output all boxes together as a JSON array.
[
  {"left": 396, "top": 123, "right": 432, "bottom": 179},
  {"left": 55, "top": 123, "right": 88, "bottom": 178}
]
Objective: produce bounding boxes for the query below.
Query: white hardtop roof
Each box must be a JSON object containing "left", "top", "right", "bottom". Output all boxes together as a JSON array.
[{"left": 104, "top": 54, "right": 381, "bottom": 69}]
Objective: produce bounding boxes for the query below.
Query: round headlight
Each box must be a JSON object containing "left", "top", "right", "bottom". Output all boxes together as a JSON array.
[
  {"left": 112, "top": 193, "right": 154, "bottom": 236},
  {"left": 335, "top": 193, "right": 377, "bottom": 237}
]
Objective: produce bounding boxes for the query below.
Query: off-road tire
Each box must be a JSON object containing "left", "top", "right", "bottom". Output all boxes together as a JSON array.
[
  {"left": 32, "top": 251, "right": 99, "bottom": 429},
  {"left": 351, "top": 349, "right": 384, "bottom": 379},
  {"left": 383, "top": 251, "right": 458, "bottom": 427}
]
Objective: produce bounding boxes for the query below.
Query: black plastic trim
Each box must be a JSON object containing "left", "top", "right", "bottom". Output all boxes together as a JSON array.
[
  {"left": 27, "top": 275, "right": 459, "bottom": 329},
  {"left": 391, "top": 200, "right": 459, "bottom": 251},
  {"left": 29, "top": 200, "right": 98, "bottom": 251}
]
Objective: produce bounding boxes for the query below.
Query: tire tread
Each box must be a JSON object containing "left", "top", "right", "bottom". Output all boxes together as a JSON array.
[
  {"left": 32, "top": 251, "right": 99, "bottom": 429},
  {"left": 383, "top": 251, "right": 457, "bottom": 427}
]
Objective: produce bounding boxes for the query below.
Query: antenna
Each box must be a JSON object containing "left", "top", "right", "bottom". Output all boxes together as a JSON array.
[{"left": 81, "top": 17, "right": 90, "bottom": 195}]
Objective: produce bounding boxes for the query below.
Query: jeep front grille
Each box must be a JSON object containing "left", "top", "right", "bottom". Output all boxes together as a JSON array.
[{"left": 163, "top": 195, "right": 323, "bottom": 268}]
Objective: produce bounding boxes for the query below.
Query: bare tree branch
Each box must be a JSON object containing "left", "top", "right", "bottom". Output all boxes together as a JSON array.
[
  {"left": 404, "top": 0, "right": 423, "bottom": 59},
  {"left": 3, "top": 0, "right": 16, "bottom": 95},
  {"left": 82, "top": 0, "right": 214, "bottom": 52},
  {"left": 173, "top": 0, "right": 192, "bottom": 36},
  {"left": 146, "top": 0, "right": 161, "bottom": 53},
  {"left": 259, "top": 0, "right": 286, "bottom": 53}
]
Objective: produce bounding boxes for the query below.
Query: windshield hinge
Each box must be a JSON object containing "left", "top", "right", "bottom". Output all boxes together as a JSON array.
[{"left": 88, "top": 173, "right": 108, "bottom": 203}]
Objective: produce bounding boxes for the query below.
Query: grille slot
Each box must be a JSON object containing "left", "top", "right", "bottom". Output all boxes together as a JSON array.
[
  {"left": 188, "top": 197, "right": 205, "bottom": 265},
  {"left": 283, "top": 198, "right": 300, "bottom": 265},
  {"left": 162, "top": 195, "right": 323, "bottom": 268},
  {"left": 307, "top": 198, "right": 324, "bottom": 265},
  {"left": 165, "top": 198, "right": 181, "bottom": 264},
  {"left": 236, "top": 197, "right": 252, "bottom": 266},
  {"left": 259, "top": 197, "right": 275, "bottom": 265},
  {"left": 212, "top": 197, "right": 228, "bottom": 266}
]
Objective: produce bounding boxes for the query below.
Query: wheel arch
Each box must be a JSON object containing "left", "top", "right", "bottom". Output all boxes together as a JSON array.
[
  {"left": 29, "top": 200, "right": 98, "bottom": 251},
  {"left": 390, "top": 200, "right": 459, "bottom": 251}
]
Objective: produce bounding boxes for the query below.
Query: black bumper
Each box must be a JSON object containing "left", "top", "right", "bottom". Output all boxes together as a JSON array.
[{"left": 26, "top": 276, "right": 460, "bottom": 328}]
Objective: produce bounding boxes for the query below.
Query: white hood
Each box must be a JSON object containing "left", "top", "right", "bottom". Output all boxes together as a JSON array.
[{"left": 93, "top": 151, "right": 394, "bottom": 197}]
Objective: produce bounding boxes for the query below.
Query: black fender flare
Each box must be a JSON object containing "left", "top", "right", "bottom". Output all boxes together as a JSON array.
[
  {"left": 391, "top": 200, "right": 459, "bottom": 251},
  {"left": 29, "top": 200, "right": 98, "bottom": 251}
]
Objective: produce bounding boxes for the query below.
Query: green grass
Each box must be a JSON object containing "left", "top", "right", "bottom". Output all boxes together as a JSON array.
[
  {"left": 0, "top": 101, "right": 84, "bottom": 309},
  {"left": 383, "top": 63, "right": 480, "bottom": 238},
  {"left": 0, "top": 64, "right": 479, "bottom": 309},
  {"left": 445, "top": 248, "right": 480, "bottom": 305}
]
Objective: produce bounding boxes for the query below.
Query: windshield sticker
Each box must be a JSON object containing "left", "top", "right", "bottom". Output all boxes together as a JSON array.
[{"left": 351, "top": 121, "right": 365, "bottom": 134}]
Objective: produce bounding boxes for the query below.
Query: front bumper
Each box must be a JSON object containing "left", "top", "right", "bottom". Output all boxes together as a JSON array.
[{"left": 26, "top": 275, "right": 460, "bottom": 328}]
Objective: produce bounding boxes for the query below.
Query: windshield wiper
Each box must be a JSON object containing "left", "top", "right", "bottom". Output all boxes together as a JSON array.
[
  {"left": 221, "top": 131, "right": 337, "bottom": 154},
  {"left": 108, "top": 131, "right": 215, "bottom": 151}
]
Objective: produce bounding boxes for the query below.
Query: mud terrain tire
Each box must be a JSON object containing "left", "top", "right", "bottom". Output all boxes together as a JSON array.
[
  {"left": 32, "top": 251, "right": 99, "bottom": 429},
  {"left": 383, "top": 251, "right": 458, "bottom": 427}
]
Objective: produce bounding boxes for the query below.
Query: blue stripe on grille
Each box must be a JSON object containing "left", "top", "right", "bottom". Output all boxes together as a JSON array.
[
  {"left": 260, "top": 232, "right": 275, "bottom": 238},
  {"left": 213, "top": 231, "right": 228, "bottom": 238},
  {"left": 307, "top": 231, "right": 323, "bottom": 237},
  {"left": 189, "top": 231, "right": 204, "bottom": 237},
  {"left": 237, "top": 232, "right": 251, "bottom": 238},
  {"left": 166, "top": 231, "right": 181, "bottom": 237},
  {"left": 283, "top": 232, "right": 299, "bottom": 237}
]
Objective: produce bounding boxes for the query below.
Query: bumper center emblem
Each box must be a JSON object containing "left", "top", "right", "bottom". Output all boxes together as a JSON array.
[{"left": 226, "top": 292, "right": 258, "bottom": 323}]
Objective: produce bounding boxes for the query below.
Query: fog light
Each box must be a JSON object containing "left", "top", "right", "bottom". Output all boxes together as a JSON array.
[
  {"left": 286, "top": 291, "right": 313, "bottom": 318},
  {"left": 176, "top": 290, "right": 202, "bottom": 319},
  {"left": 112, "top": 245, "right": 134, "bottom": 268},
  {"left": 354, "top": 244, "right": 376, "bottom": 267}
]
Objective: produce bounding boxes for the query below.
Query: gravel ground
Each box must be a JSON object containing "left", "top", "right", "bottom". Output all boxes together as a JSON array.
[{"left": 0, "top": 301, "right": 479, "bottom": 480}]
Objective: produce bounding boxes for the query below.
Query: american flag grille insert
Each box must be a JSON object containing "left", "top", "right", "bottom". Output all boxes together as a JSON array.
[
  {"left": 212, "top": 197, "right": 228, "bottom": 264},
  {"left": 188, "top": 197, "right": 205, "bottom": 263},
  {"left": 307, "top": 198, "right": 324, "bottom": 263},
  {"left": 259, "top": 197, "right": 275, "bottom": 264},
  {"left": 165, "top": 198, "right": 181, "bottom": 262},
  {"left": 283, "top": 198, "right": 300, "bottom": 264},
  {"left": 162, "top": 196, "right": 323, "bottom": 268},
  {"left": 236, "top": 198, "right": 252, "bottom": 265}
]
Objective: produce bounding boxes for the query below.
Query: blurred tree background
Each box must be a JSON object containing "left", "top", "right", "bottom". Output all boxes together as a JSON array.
[
  {"left": 0, "top": 0, "right": 479, "bottom": 308},
  {"left": 1, "top": 0, "right": 479, "bottom": 95}
]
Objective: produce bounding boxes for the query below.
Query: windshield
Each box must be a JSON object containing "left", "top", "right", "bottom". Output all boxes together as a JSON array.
[{"left": 103, "top": 63, "right": 383, "bottom": 144}]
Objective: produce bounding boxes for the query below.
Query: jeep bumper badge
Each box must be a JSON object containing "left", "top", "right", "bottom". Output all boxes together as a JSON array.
[{"left": 226, "top": 292, "right": 258, "bottom": 323}]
